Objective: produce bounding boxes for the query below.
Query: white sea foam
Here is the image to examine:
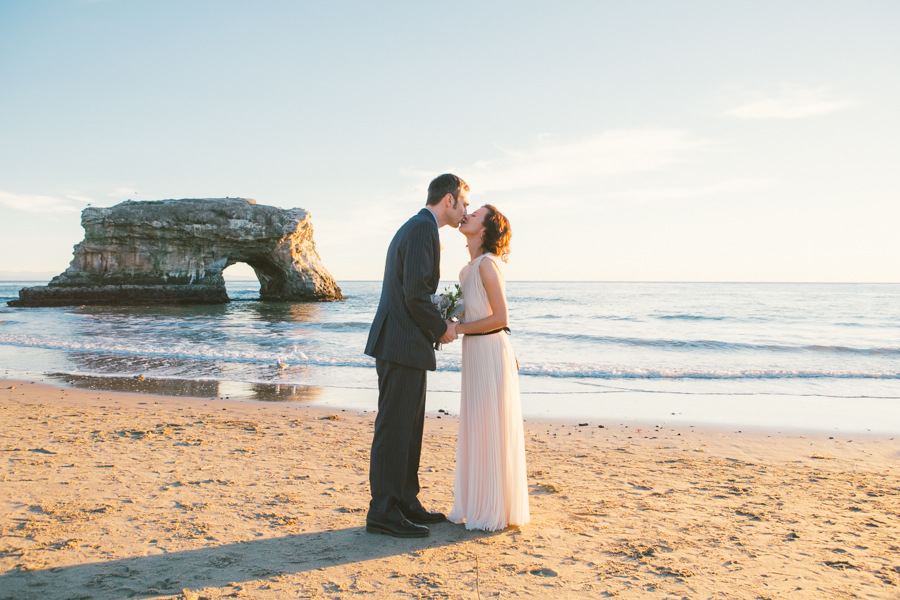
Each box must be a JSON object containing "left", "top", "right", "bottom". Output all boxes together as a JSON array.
[
  {"left": 2, "top": 281, "right": 899, "bottom": 397},
  {"left": 1, "top": 333, "right": 898, "bottom": 381},
  {"left": 513, "top": 363, "right": 900, "bottom": 380},
  {"left": 524, "top": 330, "right": 900, "bottom": 354}
]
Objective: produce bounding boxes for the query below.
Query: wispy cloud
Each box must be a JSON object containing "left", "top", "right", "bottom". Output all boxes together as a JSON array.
[
  {"left": 0, "top": 191, "right": 90, "bottom": 213},
  {"left": 401, "top": 129, "right": 781, "bottom": 211},
  {"left": 474, "top": 129, "right": 707, "bottom": 192},
  {"left": 64, "top": 193, "right": 96, "bottom": 204},
  {"left": 402, "top": 129, "right": 709, "bottom": 195},
  {"left": 723, "top": 84, "right": 851, "bottom": 119},
  {"left": 597, "top": 178, "right": 776, "bottom": 203}
]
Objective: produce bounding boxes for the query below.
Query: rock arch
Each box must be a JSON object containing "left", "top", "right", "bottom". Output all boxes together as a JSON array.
[{"left": 10, "top": 198, "right": 343, "bottom": 306}]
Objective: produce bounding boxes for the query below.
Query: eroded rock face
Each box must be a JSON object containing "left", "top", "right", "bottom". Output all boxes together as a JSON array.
[{"left": 10, "top": 198, "right": 343, "bottom": 306}]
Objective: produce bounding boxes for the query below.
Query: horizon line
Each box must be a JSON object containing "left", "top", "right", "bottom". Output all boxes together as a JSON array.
[{"left": 4, "top": 279, "right": 899, "bottom": 285}]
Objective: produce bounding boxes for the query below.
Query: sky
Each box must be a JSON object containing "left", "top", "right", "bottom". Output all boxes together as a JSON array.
[{"left": 1, "top": 1, "right": 898, "bottom": 282}]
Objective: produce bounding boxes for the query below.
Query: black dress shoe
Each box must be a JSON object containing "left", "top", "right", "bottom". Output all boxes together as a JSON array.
[
  {"left": 400, "top": 505, "right": 446, "bottom": 525},
  {"left": 366, "top": 517, "right": 429, "bottom": 538}
]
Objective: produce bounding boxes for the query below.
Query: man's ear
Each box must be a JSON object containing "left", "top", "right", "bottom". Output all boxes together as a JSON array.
[{"left": 442, "top": 193, "right": 454, "bottom": 208}]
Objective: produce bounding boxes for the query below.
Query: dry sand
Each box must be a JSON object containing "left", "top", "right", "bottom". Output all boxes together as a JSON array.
[{"left": 1, "top": 378, "right": 899, "bottom": 599}]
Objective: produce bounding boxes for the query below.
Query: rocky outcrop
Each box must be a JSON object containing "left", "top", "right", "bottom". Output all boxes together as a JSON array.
[{"left": 10, "top": 198, "right": 343, "bottom": 306}]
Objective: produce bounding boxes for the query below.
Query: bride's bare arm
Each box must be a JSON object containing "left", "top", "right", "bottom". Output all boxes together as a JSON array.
[{"left": 456, "top": 258, "right": 508, "bottom": 335}]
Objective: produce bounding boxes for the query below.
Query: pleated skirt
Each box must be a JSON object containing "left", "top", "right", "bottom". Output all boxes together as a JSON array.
[{"left": 447, "top": 332, "right": 530, "bottom": 531}]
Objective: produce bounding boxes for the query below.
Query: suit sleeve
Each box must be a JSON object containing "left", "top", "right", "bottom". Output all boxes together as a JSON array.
[{"left": 402, "top": 221, "right": 448, "bottom": 343}]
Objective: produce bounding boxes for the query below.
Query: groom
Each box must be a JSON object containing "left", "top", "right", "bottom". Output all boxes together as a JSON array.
[{"left": 364, "top": 173, "right": 470, "bottom": 538}]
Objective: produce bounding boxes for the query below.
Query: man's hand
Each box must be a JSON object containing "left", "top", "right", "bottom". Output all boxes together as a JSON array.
[{"left": 439, "top": 321, "right": 458, "bottom": 344}]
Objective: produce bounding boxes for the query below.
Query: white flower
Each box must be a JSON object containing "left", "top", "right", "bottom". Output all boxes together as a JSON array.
[{"left": 449, "top": 299, "right": 466, "bottom": 320}]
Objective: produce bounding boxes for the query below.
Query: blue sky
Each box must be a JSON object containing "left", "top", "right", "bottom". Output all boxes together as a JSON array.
[{"left": 1, "top": 1, "right": 898, "bottom": 281}]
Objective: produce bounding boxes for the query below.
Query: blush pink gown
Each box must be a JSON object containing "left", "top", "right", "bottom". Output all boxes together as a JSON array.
[{"left": 447, "top": 254, "right": 530, "bottom": 531}]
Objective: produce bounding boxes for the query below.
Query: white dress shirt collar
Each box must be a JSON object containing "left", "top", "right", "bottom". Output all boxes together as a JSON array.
[{"left": 425, "top": 207, "right": 439, "bottom": 228}]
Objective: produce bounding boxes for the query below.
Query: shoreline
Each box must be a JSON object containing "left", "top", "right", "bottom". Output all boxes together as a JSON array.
[
  {"left": 2, "top": 377, "right": 897, "bottom": 467},
  {"left": 4, "top": 368, "right": 899, "bottom": 436},
  {"left": 3, "top": 374, "right": 899, "bottom": 434},
  {"left": 2, "top": 378, "right": 899, "bottom": 599}
]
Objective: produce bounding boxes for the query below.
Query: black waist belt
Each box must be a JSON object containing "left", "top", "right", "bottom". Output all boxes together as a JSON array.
[{"left": 466, "top": 327, "right": 510, "bottom": 336}]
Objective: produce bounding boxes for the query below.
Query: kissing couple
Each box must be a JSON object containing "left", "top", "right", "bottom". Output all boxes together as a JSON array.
[{"left": 364, "top": 173, "right": 530, "bottom": 537}]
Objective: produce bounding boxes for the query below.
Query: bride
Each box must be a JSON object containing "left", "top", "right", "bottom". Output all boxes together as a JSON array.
[{"left": 447, "top": 205, "right": 530, "bottom": 531}]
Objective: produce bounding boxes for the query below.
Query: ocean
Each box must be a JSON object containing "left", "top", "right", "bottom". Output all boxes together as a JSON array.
[{"left": 1, "top": 280, "right": 898, "bottom": 433}]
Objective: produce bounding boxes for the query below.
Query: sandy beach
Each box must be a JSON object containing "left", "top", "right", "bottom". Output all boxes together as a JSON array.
[{"left": 1, "top": 378, "right": 898, "bottom": 600}]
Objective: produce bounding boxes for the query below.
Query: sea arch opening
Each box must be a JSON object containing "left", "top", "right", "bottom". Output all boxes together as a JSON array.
[
  {"left": 220, "top": 254, "right": 293, "bottom": 301},
  {"left": 222, "top": 262, "right": 261, "bottom": 300}
]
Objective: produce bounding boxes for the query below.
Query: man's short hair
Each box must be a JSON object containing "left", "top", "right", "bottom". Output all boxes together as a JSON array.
[{"left": 426, "top": 173, "right": 469, "bottom": 206}]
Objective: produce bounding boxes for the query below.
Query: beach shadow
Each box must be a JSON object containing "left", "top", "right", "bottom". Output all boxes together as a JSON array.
[{"left": 0, "top": 522, "right": 498, "bottom": 600}]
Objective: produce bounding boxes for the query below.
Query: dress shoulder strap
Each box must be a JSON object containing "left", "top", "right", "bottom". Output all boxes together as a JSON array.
[{"left": 480, "top": 253, "right": 505, "bottom": 276}]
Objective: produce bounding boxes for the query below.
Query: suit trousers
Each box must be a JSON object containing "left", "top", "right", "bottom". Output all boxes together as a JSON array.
[{"left": 368, "top": 358, "right": 428, "bottom": 521}]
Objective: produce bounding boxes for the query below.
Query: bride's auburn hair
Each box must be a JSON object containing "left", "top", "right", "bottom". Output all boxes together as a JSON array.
[{"left": 481, "top": 204, "right": 512, "bottom": 262}]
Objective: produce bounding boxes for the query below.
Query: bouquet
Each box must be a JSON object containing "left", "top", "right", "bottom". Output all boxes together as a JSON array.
[
  {"left": 431, "top": 284, "right": 465, "bottom": 321},
  {"left": 431, "top": 284, "right": 465, "bottom": 349}
]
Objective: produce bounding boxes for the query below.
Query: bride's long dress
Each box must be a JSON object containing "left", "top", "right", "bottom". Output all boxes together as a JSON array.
[{"left": 447, "top": 253, "right": 530, "bottom": 531}]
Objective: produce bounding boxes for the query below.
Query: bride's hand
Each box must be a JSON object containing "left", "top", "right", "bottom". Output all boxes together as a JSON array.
[{"left": 439, "top": 321, "right": 458, "bottom": 344}]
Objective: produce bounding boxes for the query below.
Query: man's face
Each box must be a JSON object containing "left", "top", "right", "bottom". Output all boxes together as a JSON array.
[{"left": 448, "top": 190, "right": 470, "bottom": 228}]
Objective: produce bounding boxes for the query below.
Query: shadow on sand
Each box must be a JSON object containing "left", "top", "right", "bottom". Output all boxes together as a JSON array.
[{"left": 0, "top": 522, "right": 499, "bottom": 599}]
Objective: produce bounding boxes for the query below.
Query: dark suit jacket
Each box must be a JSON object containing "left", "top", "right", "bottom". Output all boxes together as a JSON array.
[{"left": 364, "top": 208, "right": 448, "bottom": 371}]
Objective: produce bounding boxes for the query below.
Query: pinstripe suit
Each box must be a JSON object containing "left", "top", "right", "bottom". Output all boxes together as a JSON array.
[{"left": 365, "top": 208, "right": 447, "bottom": 521}]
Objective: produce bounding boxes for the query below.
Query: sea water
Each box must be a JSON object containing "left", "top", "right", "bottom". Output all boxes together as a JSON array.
[{"left": 1, "top": 281, "right": 898, "bottom": 432}]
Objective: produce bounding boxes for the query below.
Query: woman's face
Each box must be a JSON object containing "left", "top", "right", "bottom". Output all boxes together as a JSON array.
[{"left": 459, "top": 206, "right": 487, "bottom": 236}]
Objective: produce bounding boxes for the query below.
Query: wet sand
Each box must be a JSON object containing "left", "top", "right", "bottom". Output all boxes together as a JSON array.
[{"left": 1, "top": 378, "right": 899, "bottom": 599}]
